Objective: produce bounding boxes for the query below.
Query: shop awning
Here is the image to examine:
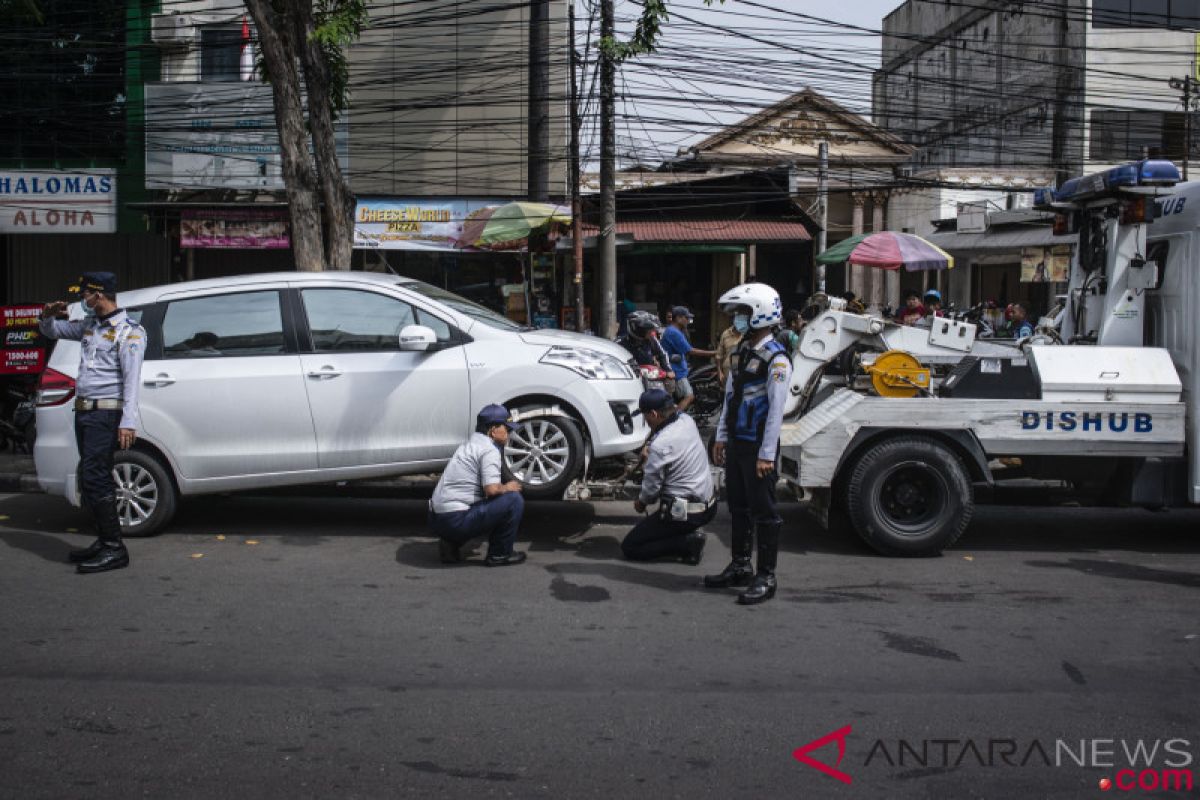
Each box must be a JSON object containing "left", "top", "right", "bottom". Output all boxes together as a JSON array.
[
  {"left": 927, "top": 226, "right": 1070, "bottom": 252},
  {"left": 581, "top": 219, "right": 812, "bottom": 243}
]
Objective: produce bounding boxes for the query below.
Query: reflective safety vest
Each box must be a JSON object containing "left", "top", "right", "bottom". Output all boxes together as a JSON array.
[{"left": 728, "top": 338, "right": 788, "bottom": 443}]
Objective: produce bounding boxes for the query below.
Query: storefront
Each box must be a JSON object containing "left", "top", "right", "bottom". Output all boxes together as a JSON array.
[{"left": 927, "top": 211, "right": 1071, "bottom": 324}]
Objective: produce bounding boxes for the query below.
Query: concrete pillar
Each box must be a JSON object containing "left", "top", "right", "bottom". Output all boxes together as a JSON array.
[
  {"left": 849, "top": 194, "right": 866, "bottom": 301},
  {"left": 869, "top": 193, "right": 887, "bottom": 312}
]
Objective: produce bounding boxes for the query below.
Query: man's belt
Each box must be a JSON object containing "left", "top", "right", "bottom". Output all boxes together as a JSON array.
[
  {"left": 75, "top": 398, "right": 122, "bottom": 412},
  {"left": 685, "top": 496, "right": 717, "bottom": 514}
]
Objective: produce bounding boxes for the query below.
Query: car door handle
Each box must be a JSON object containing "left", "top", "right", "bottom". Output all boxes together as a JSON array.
[
  {"left": 306, "top": 367, "right": 342, "bottom": 379},
  {"left": 144, "top": 373, "right": 176, "bottom": 387}
]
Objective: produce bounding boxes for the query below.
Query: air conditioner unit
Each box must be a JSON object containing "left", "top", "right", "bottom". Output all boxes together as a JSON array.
[{"left": 151, "top": 14, "right": 197, "bottom": 44}]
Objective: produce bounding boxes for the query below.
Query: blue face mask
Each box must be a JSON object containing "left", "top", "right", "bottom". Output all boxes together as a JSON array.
[
  {"left": 733, "top": 314, "right": 750, "bottom": 334},
  {"left": 81, "top": 298, "right": 97, "bottom": 319}
]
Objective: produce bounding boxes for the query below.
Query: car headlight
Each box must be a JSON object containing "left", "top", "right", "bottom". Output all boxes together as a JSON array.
[{"left": 540, "top": 345, "right": 637, "bottom": 380}]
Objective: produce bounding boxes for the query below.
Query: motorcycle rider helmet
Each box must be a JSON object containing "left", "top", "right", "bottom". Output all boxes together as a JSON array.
[
  {"left": 627, "top": 310, "right": 662, "bottom": 339},
  {"left": 717, "top": 282, "right": 783, "bottom": 330}
]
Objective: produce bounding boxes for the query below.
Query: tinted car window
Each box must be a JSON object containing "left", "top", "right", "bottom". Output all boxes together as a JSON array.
[
  {"left": 162, "top": 291, "right": 286, "bottom": 359},
  {"left": 302, "top": 289, "right": 425, "bottom": 352}
]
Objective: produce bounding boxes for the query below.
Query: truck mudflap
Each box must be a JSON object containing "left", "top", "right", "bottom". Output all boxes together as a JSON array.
[{"left": 778, "top": 388, "right": 1187, "bottom": 490}]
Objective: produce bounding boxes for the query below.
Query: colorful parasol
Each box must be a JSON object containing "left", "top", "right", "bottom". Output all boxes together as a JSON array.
[
  {"left": 457, "top": 201, "right": 571, "bottom": 251},
  {"left": 816, "top": 231, "right": 954, "bottom": 271}
]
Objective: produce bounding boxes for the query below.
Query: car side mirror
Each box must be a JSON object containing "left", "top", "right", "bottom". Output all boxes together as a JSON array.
[{"left": 399, "top": 324, "right": 437, "bottom": 352}]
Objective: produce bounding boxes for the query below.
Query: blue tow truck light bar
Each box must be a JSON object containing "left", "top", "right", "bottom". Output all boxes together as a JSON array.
[{"left": 1034, "top": 160, "right": 1182, "bottom": 208}]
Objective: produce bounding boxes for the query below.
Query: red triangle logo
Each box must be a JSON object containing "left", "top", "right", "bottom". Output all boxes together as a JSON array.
[{"left": 792, "top": 725, "right": 853, "bottom": 785}]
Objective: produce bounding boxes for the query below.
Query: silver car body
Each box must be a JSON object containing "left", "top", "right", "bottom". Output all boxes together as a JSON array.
[{"left": 35, "top": 271, "right": 646, "bottom": 504}]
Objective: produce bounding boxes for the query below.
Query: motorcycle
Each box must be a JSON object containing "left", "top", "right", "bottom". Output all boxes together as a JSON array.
[{"left": 686, "top": 363, "right": 724, "bottom": 429}]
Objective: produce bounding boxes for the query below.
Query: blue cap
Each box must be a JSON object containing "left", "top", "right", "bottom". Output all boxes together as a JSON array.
[
  {"left": 477, "top": 403, "right": 518, "bottom": 431},
  {"left": 68, "top": 272, "right": 117, "bottom": 296},
  {"left": 634, "top": 388, "right": 672, "bottom": 416},
  {"left": 670, "top": 305, "right": 694, "bottom": 322},
  {"left": 923, "top": 288, "right": 942, "bottom": 302}
]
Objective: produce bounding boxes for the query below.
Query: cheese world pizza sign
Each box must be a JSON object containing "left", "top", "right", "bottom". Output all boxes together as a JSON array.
[{"left": 0, "top": 170, "right": 117, "bottom": 234}]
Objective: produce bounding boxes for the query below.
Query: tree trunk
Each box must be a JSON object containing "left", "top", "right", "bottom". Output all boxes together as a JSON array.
[
  {"left": 296, "top": 12, "right": 355, "bottom": 271},
  {"left": 244, "top": 0, "right": 324, "bottom": 271}
]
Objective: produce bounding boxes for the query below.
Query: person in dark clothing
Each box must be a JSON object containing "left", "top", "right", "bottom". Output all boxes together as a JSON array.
[
  {"left": 616, "top": 310, "right": 673, "bottom": 376},
  {"left": 705, "top": 282, "right": 792, "bottom": 605}
]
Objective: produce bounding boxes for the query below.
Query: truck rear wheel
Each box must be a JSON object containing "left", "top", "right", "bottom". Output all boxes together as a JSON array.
[{"left": 845, "top": 436, "right": 972, "bottom": 556}]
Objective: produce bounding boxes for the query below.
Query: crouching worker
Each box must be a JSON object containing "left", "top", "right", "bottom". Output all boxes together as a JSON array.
[
  {"left": 429, "top": 404, "right": 527, "bottom": 567},
  {"left": 621, "top": 389, "right": 717, "bottom": 565}
]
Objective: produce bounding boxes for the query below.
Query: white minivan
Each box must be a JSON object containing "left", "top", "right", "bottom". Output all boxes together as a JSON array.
[{"left": 34, "top": 272, "right": 647, "bottom": 535}]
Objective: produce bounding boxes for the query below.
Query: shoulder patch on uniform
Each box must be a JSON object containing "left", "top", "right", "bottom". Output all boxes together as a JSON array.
[{"left": 770, "top": 362, "right": 788, "bottom": 382}]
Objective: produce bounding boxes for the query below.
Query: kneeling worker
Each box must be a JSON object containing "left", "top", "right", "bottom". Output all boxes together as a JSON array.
[
  {"left": 430, "top": 404, "right": 527, "bottom": 566},
  {"left": 621, "top": 389, "right": 717, "bottom": 564}
]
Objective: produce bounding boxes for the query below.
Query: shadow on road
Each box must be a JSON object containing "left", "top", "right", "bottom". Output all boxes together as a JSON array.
[{"left": 0, "top": 528, "right": 74, "bottom": 564}]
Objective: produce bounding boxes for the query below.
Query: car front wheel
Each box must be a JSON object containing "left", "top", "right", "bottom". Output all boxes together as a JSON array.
[{"left": 504, "top": 414, "right": 584, "bottom": 500}]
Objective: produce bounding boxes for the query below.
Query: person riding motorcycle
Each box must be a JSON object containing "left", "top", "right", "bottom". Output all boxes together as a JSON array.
[{"left": 616, "top": 310, "right": 674, "bottom": 377}]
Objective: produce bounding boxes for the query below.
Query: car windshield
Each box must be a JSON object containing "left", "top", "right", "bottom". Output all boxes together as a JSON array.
[{"left": 399, "top": 280, "right": 526, "bottom": 331}]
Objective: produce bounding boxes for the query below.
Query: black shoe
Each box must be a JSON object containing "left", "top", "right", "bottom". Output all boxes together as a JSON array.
[
  {"left": 485, "top": 551, "right": 527, "bottom": 567},
  {"left": 737, "top": 573, "right": 777, "bottom": 605},
  {"left": 438, "top": 538, "right": 463, "bottom": 564},
  {"left": 703, "top": 558, "right": 753, "bottom": 588},
  {"left": 68, "top": 539, "right": 105, "bottom": 564},
  {"left": 681, "top": 532, "right": 706, "bottom": 566},
  {"left": 76, "top": 546, "right": 129, "bottom": 575}
]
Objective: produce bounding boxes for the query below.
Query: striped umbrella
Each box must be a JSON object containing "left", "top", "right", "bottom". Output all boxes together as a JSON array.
[{"left": 816, "top": 231, "right": 954, "bottom": 271}]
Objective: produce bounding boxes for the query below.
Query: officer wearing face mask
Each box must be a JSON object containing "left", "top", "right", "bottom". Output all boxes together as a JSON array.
[
  {"left": 40, "top": 272, "right": 146, "bottom": 574},
  {"left": 706, "top": 283, "right": 792, "bottom": 605}
]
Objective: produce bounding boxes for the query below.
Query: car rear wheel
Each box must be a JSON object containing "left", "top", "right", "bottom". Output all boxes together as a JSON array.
[
  {"left": 504, "top": 414, "right": 584, "bottom": 500},
  {"left": 112, "top": 450, "right": 178, "bottom": 537}
]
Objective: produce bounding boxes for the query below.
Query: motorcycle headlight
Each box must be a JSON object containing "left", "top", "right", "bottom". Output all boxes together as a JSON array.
[{"left": 540, "top": 346, "right": 637, "bottom": 380}]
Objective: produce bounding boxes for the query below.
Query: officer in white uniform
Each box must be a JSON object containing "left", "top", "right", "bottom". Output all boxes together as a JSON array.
[
  {"left": 429, "top": 404, "right": 527, "bottom": 566},
  {"left": 40, "top": 272, "right": 146, "bottom": 574},
  {"left": 622, "top": 389, "right": 717, "bottom": 564}
]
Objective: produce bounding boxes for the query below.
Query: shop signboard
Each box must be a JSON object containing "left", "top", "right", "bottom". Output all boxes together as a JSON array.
[
  {"left": 0, "top": 305, "right": 48, "bottom": 374},
  {"left": 145, "top": 82, "right": 347, "bottom": 190},
  {"left": 0, "top": 170, "right": 117, "bottom": 234},
  {"left": 353, "top": 197, "right": 509, "bottom": 251},
  {"left": 1021, "top": 244, "right": 1072, "bottom": 283},
  {"left": 181, "top": 208, "right": 290, "bottom": 249}
]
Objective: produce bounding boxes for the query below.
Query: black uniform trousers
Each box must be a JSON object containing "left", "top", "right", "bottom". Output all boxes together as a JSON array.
[
  {"left": 74, "top": 408, "right": 123, "bottom": 544},
  {"left": 622, "top": 502, "right": 717, "bottom": 561},
  {"left": 725, "top": 439, "right": 780, "bottom": 557}
]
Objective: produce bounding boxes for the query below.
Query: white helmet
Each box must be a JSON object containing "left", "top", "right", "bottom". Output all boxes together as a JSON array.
[{"left": 718, "top": 282, "right": 782, "bottom": 329}]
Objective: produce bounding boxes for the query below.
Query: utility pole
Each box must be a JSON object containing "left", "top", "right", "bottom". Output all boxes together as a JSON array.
[
  {"left": 1169, "top": 75, "right": 1198, "bottom": 180},
  {"left": 1049, "top": 0, "right": 1074, "bottom": 186},
  {"left": 598, "top": 0, "right": 617, "bottom": 338},
  {"left": 528, "top": 0, "right": 550, "bottom": 201},
  {"left": 816, "top": 140, "right": 828, "bottom": 293},
  {"left": 569, "top": 1, "right": 586, "bottom": 331}
]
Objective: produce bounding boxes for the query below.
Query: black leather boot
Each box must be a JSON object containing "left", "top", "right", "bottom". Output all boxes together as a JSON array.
[
  {"left": 78, "top": 498, "right": 128, "bottom": 575},
  {"left": 738, "top": 521, "right": 780, "bottom": 605},
  {"left": 704, "top": 514, "right": 754, "bottom": 587},
  {"left": 68, "top": 539, "right": 105, "bottom": 563}
]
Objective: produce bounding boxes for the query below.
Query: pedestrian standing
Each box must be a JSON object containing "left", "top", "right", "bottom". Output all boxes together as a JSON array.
[
  {"left": 660, "top": 305, "right": 715, "bottom": 414},
  {"left": 621, "top": 389, "right": 716, "bottom": 564},
  {"left": 705, "top": 283, "right": 792, "bottom": 605},
  {"left": 714, "top": 320, "right": 742, "bottom": 389},
  {"left": 429, "top": 404, "right": 527, "bottom": 566},
  {"left": 39, "top": 272, "right": 147, "bottom": 574}
]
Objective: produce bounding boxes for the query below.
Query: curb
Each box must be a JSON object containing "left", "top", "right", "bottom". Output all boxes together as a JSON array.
[{"left": 0, "top": 473, "right": 41, "bottom": 493}]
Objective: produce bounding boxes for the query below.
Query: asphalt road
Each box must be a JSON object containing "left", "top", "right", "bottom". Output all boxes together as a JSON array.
[{"left": 2, "top": 492, "right": 1199, "bottom": 799}]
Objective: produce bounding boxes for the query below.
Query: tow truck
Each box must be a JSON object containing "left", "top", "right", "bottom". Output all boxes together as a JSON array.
[{"left": 771, "top": 159, "right": 1192, "bottom": 555}]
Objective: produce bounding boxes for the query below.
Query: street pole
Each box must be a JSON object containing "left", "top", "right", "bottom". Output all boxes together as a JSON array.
[
  {"left": 816, "top": 140, "right": 828, "bottom": 293},
  {"left": 1168, "top": 76, "right": 1196, "bottom": 180},
  {"left": 528, "top": 0, "right": 550, "bottom": 201},
  {"left": 598, "top": 0, "right": 617, "bottom": 338},
  {"left": 569, "top": 1, "right": 586, "bottom": 331}
]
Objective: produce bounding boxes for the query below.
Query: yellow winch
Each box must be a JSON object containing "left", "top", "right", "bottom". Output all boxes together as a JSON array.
[{"left": 864, "top": 350, "right": 930, "bottom": 398}]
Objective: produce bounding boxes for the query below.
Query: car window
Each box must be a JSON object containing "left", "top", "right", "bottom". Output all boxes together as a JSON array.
[
  {"left": 399, "top": 279, "right": 524, "bottom": 331},
  {"left": 161, "top": 291, "right": 286, "bottom": 359},
  {"left": 302, "top": 288, "right": 451, "bottom": 352}
]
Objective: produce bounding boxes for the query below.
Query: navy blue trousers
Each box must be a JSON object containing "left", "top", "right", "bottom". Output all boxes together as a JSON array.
[
  {"left": 430, "top": 492, "right": 524, "bottom": 556},
  {"left": 622, "top": 502, "right": 717, "bottom": 561},
  {"left": 74, "top": 409, "right": 120, "bottom": 509}
]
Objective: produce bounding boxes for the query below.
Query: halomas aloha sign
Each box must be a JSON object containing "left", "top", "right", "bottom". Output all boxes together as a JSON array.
[{"left": 0, "top": 170, "right": 117, "bottom": 234}]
